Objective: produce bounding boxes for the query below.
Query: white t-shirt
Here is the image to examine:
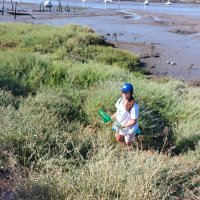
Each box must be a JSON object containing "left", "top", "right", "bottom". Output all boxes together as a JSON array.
[{"left": 115, "top": 97, "right": 139, "bottom": 134}]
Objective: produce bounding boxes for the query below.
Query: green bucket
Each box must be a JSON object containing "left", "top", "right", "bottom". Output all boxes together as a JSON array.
[{"left": 98, "top": 108, "right": 112, "bottom": 123}]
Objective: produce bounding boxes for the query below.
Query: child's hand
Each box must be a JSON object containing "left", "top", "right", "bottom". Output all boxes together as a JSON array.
[{"left": 115, "top": 122, "right": 123, "bottom": 129}]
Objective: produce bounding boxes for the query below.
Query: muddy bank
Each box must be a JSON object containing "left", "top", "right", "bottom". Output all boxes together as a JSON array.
[{"left": 0, "top": 1, "right": 200, "bottom": 83}]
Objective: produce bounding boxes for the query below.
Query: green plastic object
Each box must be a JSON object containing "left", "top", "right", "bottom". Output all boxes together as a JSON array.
[{"left": 98, "top": 108, "right": 112, "bottom": 123}]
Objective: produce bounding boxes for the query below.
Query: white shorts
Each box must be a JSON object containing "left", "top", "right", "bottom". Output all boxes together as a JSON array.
[{"left": 118, "top": 128, "right": 136, "bottom": 143}]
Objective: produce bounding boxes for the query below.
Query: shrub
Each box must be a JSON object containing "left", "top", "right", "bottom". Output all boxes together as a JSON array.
[
  {"left": 0, "top": 52, "right": 69, "bottom": 92},
  {"left": 22, "top": 87, "right": 86, "bottom": 121},
  {"left": 0, "top": 52, "right": 51, "bottom": 92},
  {"left": 0, "top": 90, "right": 20, "bottom": 108},
  {"left": 0, "top": 104, "right": 85, "bottom": 167}
]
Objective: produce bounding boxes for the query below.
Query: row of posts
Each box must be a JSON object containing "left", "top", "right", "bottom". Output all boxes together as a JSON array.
[
  {"left": 1, "top": 0, "right": 18, "bottom": 19},
  {"left": 38, "top": 3, "right": 72, "bottom": 12},
  {"left": 1, "top": 0, "right": 15, "bottom": 14},
  {"left": 1, "top": 1, "right": 74, "bottom": 17}
]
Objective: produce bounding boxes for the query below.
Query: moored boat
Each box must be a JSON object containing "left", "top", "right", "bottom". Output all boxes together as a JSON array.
[
  {"left": 104, "top": 0, "right": 112, "bottom": 3},
  {"left": 44, "top": 1, "right": 53, "bottom": 7},
  {"left": 7, "top": 10, "right": 31, "bottom": 15},
  {"left": 165, "top": 1, "right": 172, "bottom": 5},
  {"left": 144, "top": 0, "right": 149, "bottom": 5}
]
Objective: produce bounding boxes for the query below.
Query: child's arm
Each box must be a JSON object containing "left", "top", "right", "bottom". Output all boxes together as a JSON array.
[
  {"left": 111, "top": 112, "right": 117, "bottom": 120},
  {"left": 123, "top": 119, "right": 137, "bottom": 128}
]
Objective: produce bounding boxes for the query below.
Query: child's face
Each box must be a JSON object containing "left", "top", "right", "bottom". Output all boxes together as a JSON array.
[{"left": 122, "top": 91, "right": 131, "bottom": 100}]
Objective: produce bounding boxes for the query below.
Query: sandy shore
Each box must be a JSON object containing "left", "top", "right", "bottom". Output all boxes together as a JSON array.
[{"left": 0, "top": 1, "right": 200, "bottom": 85}]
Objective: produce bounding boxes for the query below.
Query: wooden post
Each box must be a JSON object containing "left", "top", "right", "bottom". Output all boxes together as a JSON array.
[
  {"left": 2, "top": 0, "right": 5, "bottom": 15},
  {"left": 59, "top": 2, "right": 62, "bottom": 12},
  {"left": 14, "top": 1, "right": 17, "bottom": 19},
  {"left": 11, "top": 0, "right": 14, "bottom": 10},
  {"left": 66, "top": 4, "right": 70, "bottom": 12}
]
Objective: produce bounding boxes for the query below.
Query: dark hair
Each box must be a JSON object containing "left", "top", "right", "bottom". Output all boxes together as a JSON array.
[{"left": 129, "top": 95, "right": 134, "bottom": 101}]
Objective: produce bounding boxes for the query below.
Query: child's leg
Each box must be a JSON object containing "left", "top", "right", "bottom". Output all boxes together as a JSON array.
[
  {"left": 126, "top": 142, "right": 133, "bottom": 150},
  {"left": 115, "top": 133, "right": 124, "bottom": 143},
  {"left": 125, "top": 134, "right": 135, "bottom": 150}
]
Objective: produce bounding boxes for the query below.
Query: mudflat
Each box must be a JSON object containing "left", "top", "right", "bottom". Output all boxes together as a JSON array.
[{"left": 1, "top": 1, "right": 200, "bottom": 84}]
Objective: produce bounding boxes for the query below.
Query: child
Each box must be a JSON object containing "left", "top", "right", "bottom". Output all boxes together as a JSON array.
[{"left": 111, "top": 83, "right": 139, "bottom": 149}]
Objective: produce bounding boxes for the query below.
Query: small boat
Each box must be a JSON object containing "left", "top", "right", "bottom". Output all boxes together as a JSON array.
[
  {"left": 104, "top": 0, "right": 112, "bottom": 3},
  {"left": 43, "top": 0, "right": 52, "bottom": 7},
  {"left": 144, "top": 0, "right": 149, "bottom": 5},
  {"left": 165, "top": 1, "right": 172, "bottom": 5},
  {"left": 7, "top": 10, "right": 35, "bottom": 19},
  {"left": 7, "top": 10, "right": 31, "bottom": 15}
]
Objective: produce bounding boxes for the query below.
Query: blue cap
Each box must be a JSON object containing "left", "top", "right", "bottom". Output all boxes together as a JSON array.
[{"left": 121, "top": 83, "right": 133, "bottom": 93}]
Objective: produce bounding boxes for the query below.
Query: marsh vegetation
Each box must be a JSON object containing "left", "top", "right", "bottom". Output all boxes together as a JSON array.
[{"left": 0, "top": 23, "right": 199, "bottom": 199}]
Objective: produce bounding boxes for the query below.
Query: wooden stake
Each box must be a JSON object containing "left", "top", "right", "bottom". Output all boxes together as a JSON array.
[
  {"left": 14, "top": 1, "right": 17, "bottom": 19},
  {"left": 2, "top": 0, "right": 5, "bottom": 15},
  {"left": 11, "top": 0, "right": 14, "bottom": 10}
]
